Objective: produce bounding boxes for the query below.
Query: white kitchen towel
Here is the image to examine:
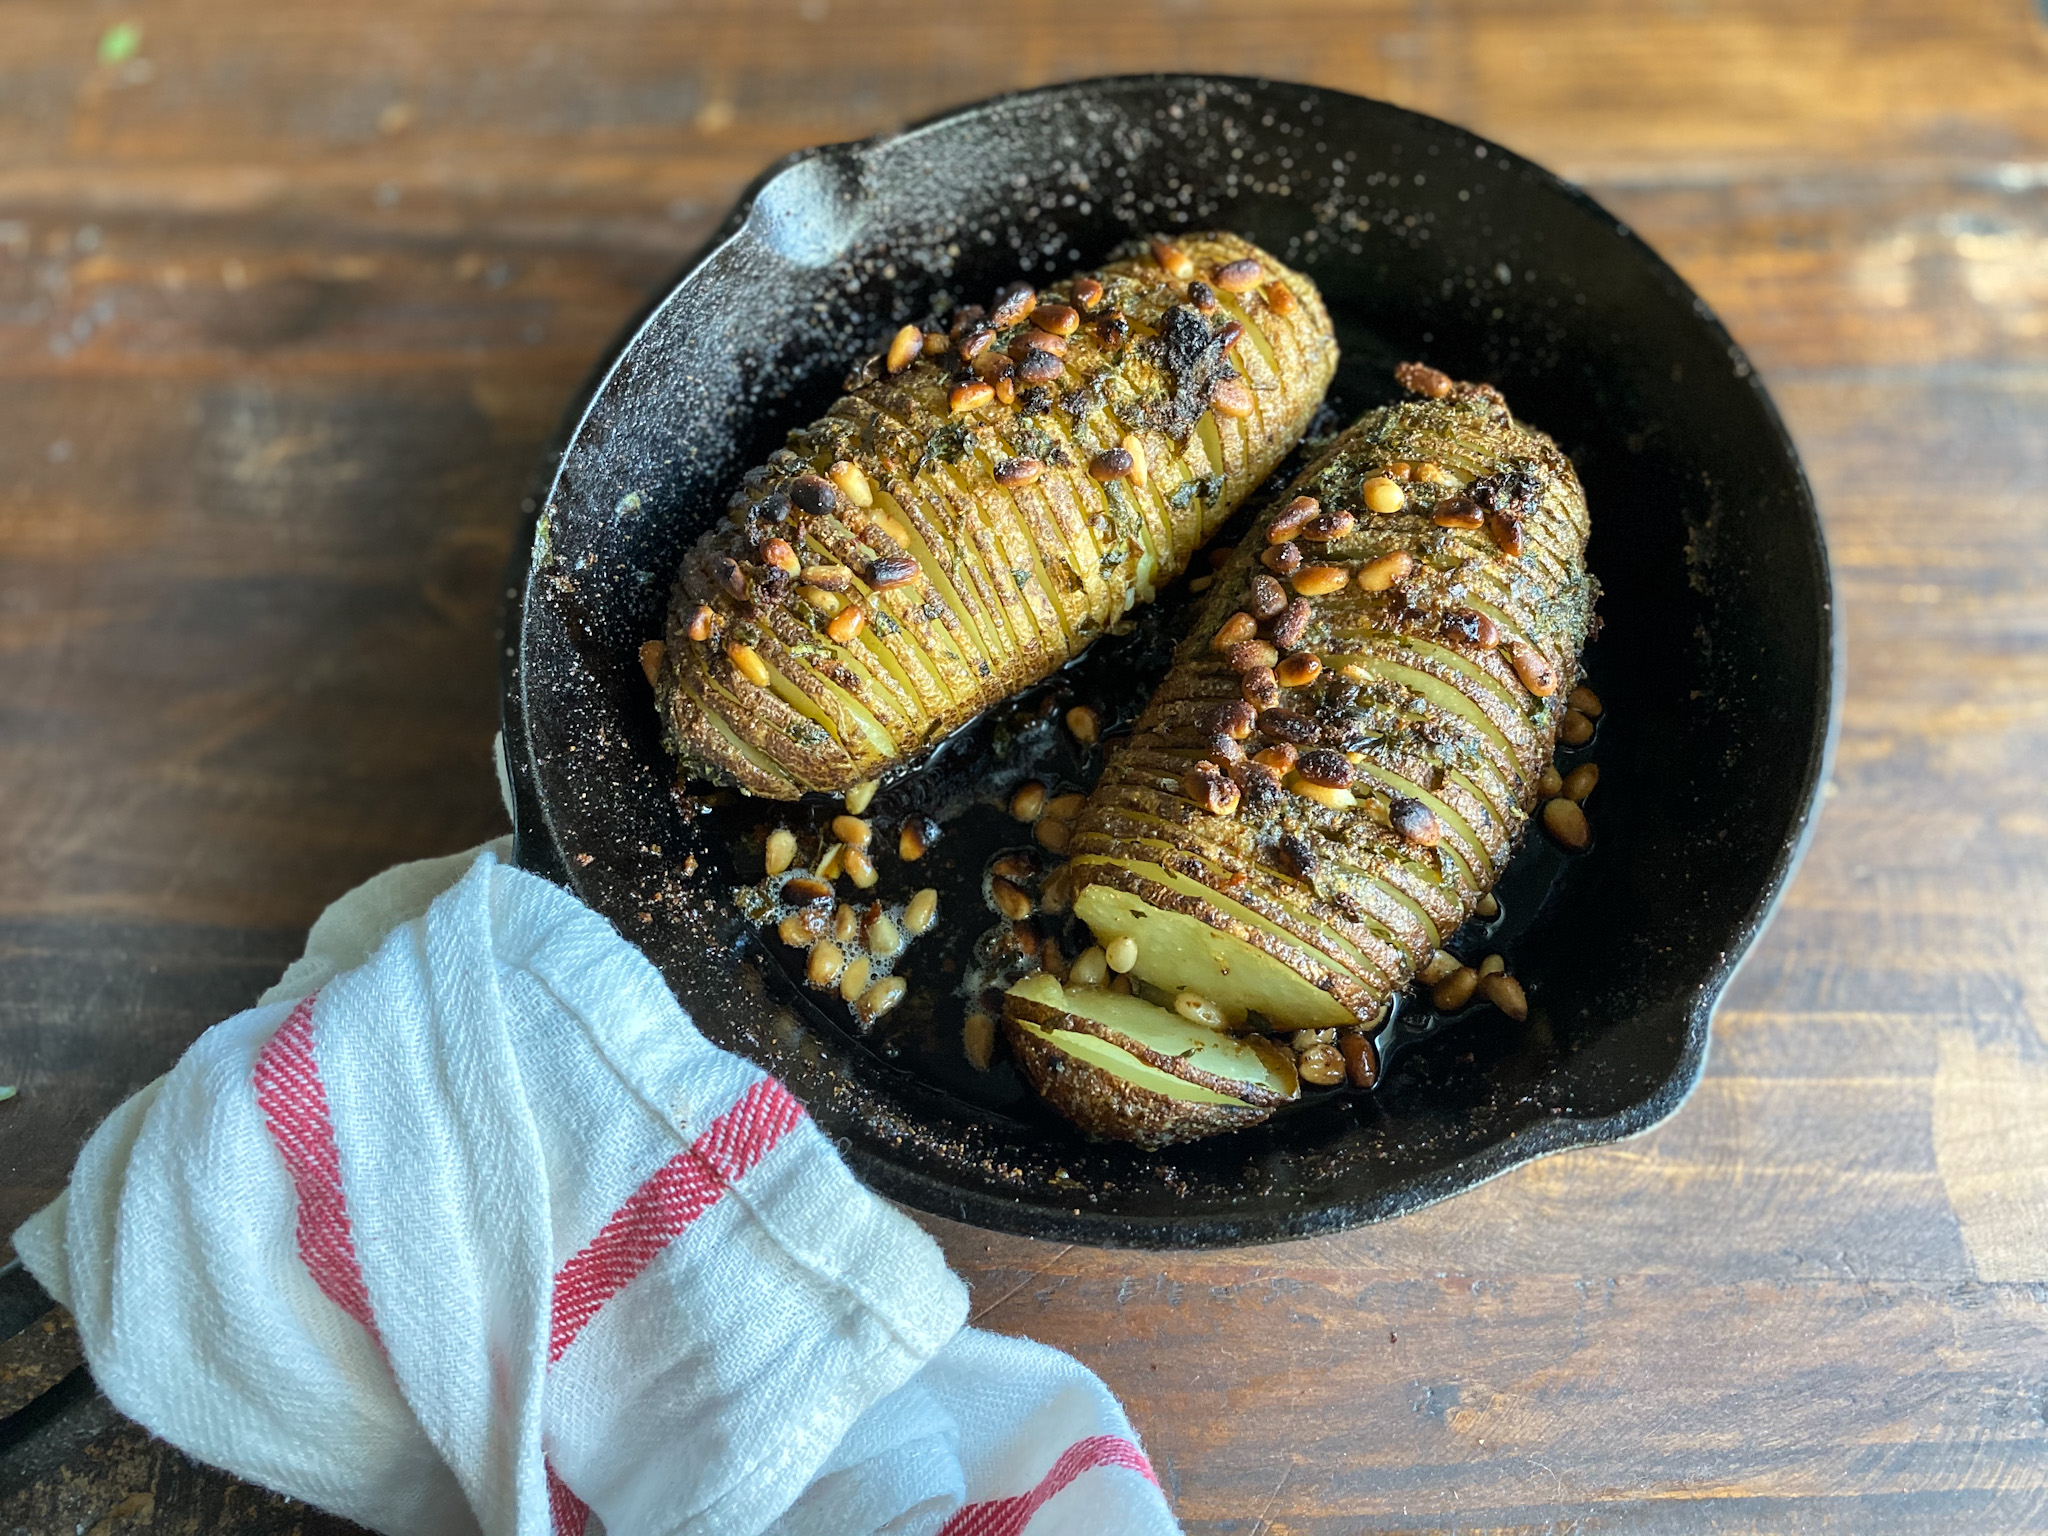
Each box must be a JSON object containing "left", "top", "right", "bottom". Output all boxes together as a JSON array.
[{"left": 13, "top": 846, "right": 1177, "bottom": 1536}]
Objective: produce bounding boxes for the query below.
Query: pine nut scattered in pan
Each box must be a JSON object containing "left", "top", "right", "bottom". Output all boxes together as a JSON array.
[
  {"left": 843, "top": 778, "right": 878, "bottom": 815},
  {"left": 1106, "top": 935, "right": 1139, "bottom": 974},
  {"left": 991, "top": 876, "right": 1033, "bottom": 922},
  {"left": 764, "top": 828, "right": 797, "bottom": 876},
  {"left": 1479, "top": 973, "right": 1528, "bottom": 1021},
  {"left": 838, "top": 954, "right": 872, "bottom": 1003},
  {"left": 830, "top": 814, "right": 871, "bottom": 850},
  {"left": 1361, "top": 476, "right": 1406, "bottom": 514},
  {"left": 1559, "top": 708, "right": 1595, "bottom": 746},
  {"left": 1562, "top": 763, "right": 1600, "bottom": 801},
  {"left": 807, "top": 939, "right": 844, "bottom": 988},
  {"left": 1070, "top": 946, "right": 1109, "bottom": 988},
  {"left": 963, "top": 1011, "right": 995, "bottom": 1070},
  {"left": 1567, "top": 684, "right": 1604, "bottom": 718},
  {"left": 904, "top": 887, "right": 939, "bottom": 936},
  {"left": 843, "top": 847, "right": 878, "bottom": 888},
  {"left": 885, "top": 324, "right": 922, "bottom": 373},
  {"left": 1542, "top": 796, "right": 1591, "bottom": 850},
  {"left": 857, "top": 976, "right": 907, "bottom": 1025},
  {"left": 1297, "top": 1043, "right": 1346, "bottom": 1086},
  {"left": 1010, "top": 780, "right": 1047, "bottom": 822},
  {"left": 898, "top": 816, "right": 939, "bottom": 862},
  {"left": 1432, "top": 965, "right": 1479, "bottom": 1011}
]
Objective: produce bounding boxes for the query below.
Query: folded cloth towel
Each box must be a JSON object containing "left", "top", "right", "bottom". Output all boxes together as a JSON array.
[{"left": 13, "top": 844, "right": 1179, "bottom": 1536}]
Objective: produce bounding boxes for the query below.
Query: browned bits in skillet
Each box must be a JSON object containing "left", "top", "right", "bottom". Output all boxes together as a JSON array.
[
  {"left": 1559, "top": 708, "right": 1595, "bottom": 746},
  {"left": 1088, "top": 446, "right": 1136, "bottom": 482},
  {"left": 1338, "top": 1030, "right": 1380, "bottom": 1088},
  {"left": 1442, "top": 607, "right": 1501, "bottom": 649},
  {"left": 1389, "top": 795, "right": 1442, "bottom": 846},
  {"left": 1212, "top": 611, "right": 1258, "bottom": 651},
  {"left": 1188, "top": 280, "right": 1218, "bottom": 314},
  {"left": 1292, "top": 564, "right": 1349, "bottom": 597},
  {"left": 994, "top": 456, "right": 1042, "bottom": 488},
  {"left": 1265, "top": 280, "right": 1299, "bottom": 316},
  {"left": 949, "top": 380, "right": 994, "bottom": 413},
  {"left": 1542, "top": 796, "right": 1590, "bottom": 850},
  {"left": 1209, "top": 699, "right": 1258, "bottom": 740},
  {"left": 1258, "top": 708, "right": 1321, "bottom": 746},
  {"left": 1261, "top": 541, "right": 1303, "bottom": 577},
  {"left": 1355, "top": 551, "right": 1413, "bottom": 592},
  {"left": 1182, "top": 761, "right": 1241, "bottom": 817},
  {"left": 1432, "top": 494, "right": 1484, "bottom": 529},
  {"left": 885, "top": 324, "right": 922, "bottom": 374},
  {"left": 1395, "top": 360, "right": 1455, "bottom": 398},
  {"left": 1296, "top": 749, "right": 1353, "bottom": 789},
  {"left": 868, "top": 555, "right": 919, "bottom": 590},
  {"left": 1269, "top": 496, "right": 1320, "bottom": 542},
  {"left": 1015, "top": 347, "right": 1064, "bottom": 385},
  {"left": 1509, "top": 640, "right": 1558, "bottom": 696},
  {"left": 1065, "top": 704, "right": 1101, "bottom": 746},
  {"left": 1241, "top": 667, "right": 1282, "bottom": 711},
  {"left": 1212, "top": 257, "right": 1265, "bottom": 292},
  {"left": 1226, "top": 638, "right": 1280, "bottom": 673},
  {"left": 1269, "top": 597, "right": 1313, "bottom": 651},
  {"left": 1479, "top": 973, "right": 1529, "bottom": 1021},
  {"left": 1488, "top": 507, "right": 1526, "bottom": 557},
  {"left": 1209, "top": 377, "right": 1256, "bottom": 418},
  {"left": 1253, "top": 742, "right": 1300, "bottom": 776},
  {"left": 800, "top": 563, "right": 853, "bottom": 592},
  {"left": 1302, "top": 509, "right": 1356, "bottom": 541},
  {"left": 990, "top": 282, "right": 1037, "bottom": 327},
  {"left": 1562, "top": 762, "right": 1600, "bottom": 801},
  {"left": 1249, "top": 572, "right": 1288, "bottom": 619},
  {"left": 1071, "top": 275, "right": 1105, "bottom": 311},
  {"left": 827, "top": 605, "right": 866, "bottom": 644},
  {"left": 1275, "top": 652, "right": 1323, "bottom": 689},
  {"left": 683, "top": 604, "right": 716, "bottom": 643},
  {"left": 1151, "top": 237, "right": 1195, "bottom": 279},
  {"left": 1031, "top": 303, "right": 1080, "bottom": 335}
]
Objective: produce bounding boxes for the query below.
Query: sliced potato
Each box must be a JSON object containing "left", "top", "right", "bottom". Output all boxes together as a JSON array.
[
  {"left": 1003, "top": 971, "right": 1298, "bottom": 1148},
  {"left": 654, "top": 233, "right": 1339, "bottom": 798}
]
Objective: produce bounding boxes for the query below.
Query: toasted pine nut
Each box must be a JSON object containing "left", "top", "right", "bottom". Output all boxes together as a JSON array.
[
  {"left": 1338, "top": 1030, "right": 1380, "bottom": 1088},
  {"left": 839, "top": 954, "right": 872, "bottom": 1002},
  {"left": 1182, "top": 761, "right": 1241, "bottom": 816},
  {"left": 1361, "top": 476, "right": 1406, "bottom": 514},
  {"left": 782, "top": 875, "right": 832, "bottom": 904},
  {"left": 1356, "top": 551, "right": 1413, "bottom": 592},
  {"left": 1035, "top": 816, "right": 1072, "bottom": 853},
  {"left": 778, "top": 908, "right": 825, "bottom": 948},
  {"left": 1480, "top": 972, "right": 1528, "bottom": 1021},
  {"left": 949, "top": 380, "right": 994, "bottom": 413},
  {"left": 1105, "top": 935, "right": 1139, "bottom": 973},
  {"left": 1432, "top": 966, "right": 1479, "bottom": 1011},
  {"left": 1241, "top": 667, "right": 1282, "bottom": 711},
  {"left": 1070, "top": 946, "right": 1109, "bottom": 988},
  {"left": 765, "top": 828, "right": 797, "bottom": 875},
  {"left": 1419, "top": 949, "right": 1462, "bottom": 985},
  {"left": 1212, "top": 611, "right": 1258, "bottom": 651},
  {"left": 1189, "top": 574, "right": 1214, "bottom": 593},
  {"left": 844, "top": 847, "right": 878, "bottom": 888},
  {"left": 1262, "top": 540, "right": 1302, "bottom": 576},
  {"left": 1121, "top": 433, "right": 1148, "bottom": 488},
  {"left": 995, "top": 456, "right": 1042, "bottom": 488},
  {"left": 1563, "top": 763, "right": 1600, "bottom": 802},
  {"left": 1297, "top": 1043, "right": 1346, "bottom": 1086},
  {"left": 828, "top": 460, "right": 874, "bottom": 507},
  {"left": 834, "top": 902, "right": 859, "bottom": 943},
  {"left": 815, "top": 843, "right": 845, "bottom": 881},
  {"left": 1010, "top": 780, "right": 1047, "bottom": 822},
  {"left": 639, "top": 639, "right": 666, "bottom": 686},
  {"left": 1510, "top": 640, "right": 1558, "bottom": 696},
  {"left": 1265, "top": 280, "right": 1298, "bottom": 315},
  {"left": 1291, "top": 777, "right": 1356, "bottom": 811},
  {"left": 1432, "top": 495, "right": 1484, "bottom": 529},
  {"left": 831, "top": 814, "right": 871, "bottom": 850},
  {"left": 1567, "top": 684, "right": 1604, "bottom": 718},
  {"left": 898, "top": 816, "right": 937, "bottom": 862},
  {"left": 856, "top": 976, "right": 907, "bottom": 1025},
  {"left": 862, "top": 914, "right": 902, "bottom": 963},
  {"left": 1538, "top": 765, "right": 1564, "bottom": 798},
  {"left": 684, "top": 604, "right": 716, "bottom": 643},
  {"left": 1292, "top": 564, "right": 1349, "bottom": 596},
  {"left": 1252, "top": 743, "right": 1298, "bottom": 774},
  {"left": 1211, "top": 258, "right": 1263, "bottom": 292},
  {"left": 1045, "top": 792, "right": 1087, "bottom": 822},
  {"left": 1560, "top": 708, "right": 1595, "bottom": 746},
  {"left": 885, "top": 324, "right": 921, "bottom": 373},
  {"left": 1209, "top": 377, "right": 1255, "bottom": 418},
  {"left": 807, "top": 940, "right": 844, "bottom": 988},
  {"left": 991, "top": 852, "right": 1037, "bottom": 883},
  {"left": 872, "top": 507, "right": 913, "bottom": 545},
  {"left": 1151, "top": 237, "right": 1194, "bottom": 278},
  {"left": 963, "top": 1010, "right": 995, "bottom": 1069},
  {"left": 1063, "top": 706, "right": 1100, "bottom": 752},
  {"left": 1475, "top": 892, "right": 1501, "bottom": 918},
  {"left": 828, "top": 605, "right": 866, "bottom": 644},
  {"left": 725, "top": 641, "right": 770, "bottom": 687},
  {"left": 1088, "top": 447, "right": 1135, "bottom": 482},
  {"left": 991, "top": 876, "right": 1033, "bottom": 921},
  {"left": 1479, "top": 953, "right": 1506, "bottom": 977},
  {"left": 759, "top": 538, "right": 799, "bottom": 575},
  {"left": 800, "top": 563, "right": 854, "bottom": 591},
  {"left": 1543, "top": 797, "right": 1590, "bottom": 850},
  {"left": 922, "top": 330, "right": 949, "bottom": 357},
  {"left": 843, "top": 778, "right": 878, "bottom": 815},
  {"left": 1269, "top": 496, "right": 1320, "bottom": 542},
  {"left": 1032, "top": 303, "right": 1080, "bottom": 335},
  {"left": 1276, "top": 653, "right": 1323, "bottom": 688},
  {"left": 1390, "top": 796, "right": 1441, "bottom": 846},
  {"left": 904, "top": 887, "right": 939, "bottom": 935},
  {"left": 1175, "top": 990, "right": 1227, "bottom": 1029},
  {"left": 1292, "top": 1028, "right": 1336, "bottom": 1051}
]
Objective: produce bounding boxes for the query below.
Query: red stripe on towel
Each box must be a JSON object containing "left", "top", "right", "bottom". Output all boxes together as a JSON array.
[
  {"left": 547, "top": 1077, "right": 804, "bottom": 1366},
  {"left": 937, "top": 1435, "right": 1158, "bottom": 1536},
  {"left": 546, "top": 1462, "right": 590, "bottom": 1536},
  {"left": 253, "top": 994, "right": 380, "bottom": 1341}
]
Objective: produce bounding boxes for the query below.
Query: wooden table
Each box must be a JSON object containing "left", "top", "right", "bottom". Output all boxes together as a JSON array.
[{"left": 5, "top": 3, "right": 2047, "bottom": 1529}]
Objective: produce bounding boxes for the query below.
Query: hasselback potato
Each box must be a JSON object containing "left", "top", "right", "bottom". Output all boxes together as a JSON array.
[
  {"left": 1006, "top": 369, "right": 1599, "bottom": 1142},
  {"left": 650, "top": 233, "right": 1337, "bottom": 799}
]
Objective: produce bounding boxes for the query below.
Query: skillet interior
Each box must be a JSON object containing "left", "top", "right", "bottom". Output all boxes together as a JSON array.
[{"left": 501, "top": 74, "right": 1835, "bottom": 1246}]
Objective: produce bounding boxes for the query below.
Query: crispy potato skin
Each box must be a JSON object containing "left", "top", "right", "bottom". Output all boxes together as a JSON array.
[
  {"left": 1068, "top": 382, "right": 1599, "bottom": 1030},
  {"left": 1002, "top": 1007, "right": 1277, "bottom": 1149},
  {"left": 654, "top": 233, "right": 1337, "bottom": 798}
]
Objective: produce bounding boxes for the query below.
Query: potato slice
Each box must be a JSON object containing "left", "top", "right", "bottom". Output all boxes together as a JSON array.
[
  {"left": 653, "top": 232, "right": 1339, "bottom": 798},
  {"left": 1003, "top": 972, "right": 1298, "bottom": 1148}
]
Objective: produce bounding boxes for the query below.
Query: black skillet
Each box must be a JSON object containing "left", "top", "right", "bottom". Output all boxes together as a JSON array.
[{"left": 498, "top": 75, "right": 1837, "bottom": 1248}]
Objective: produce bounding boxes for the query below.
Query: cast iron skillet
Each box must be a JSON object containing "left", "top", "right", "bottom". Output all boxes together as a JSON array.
[{"left": 499, "top": 75, "right": 1837, "bottom": 1247}]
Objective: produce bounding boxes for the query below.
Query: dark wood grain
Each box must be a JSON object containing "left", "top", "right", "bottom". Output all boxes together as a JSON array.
[{"left": 4, "top": 2, "right": 2047, "bottom": 1530}]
